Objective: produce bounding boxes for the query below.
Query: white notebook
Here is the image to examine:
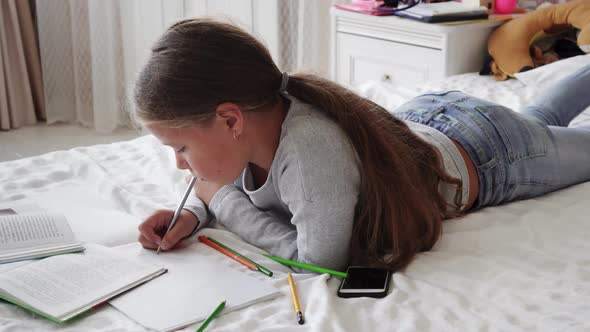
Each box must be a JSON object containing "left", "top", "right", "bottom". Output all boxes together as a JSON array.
[
  {"left": 110, "top": 241, "right": 281, "bottom": 332},
  {"left": 0, "top": 212, "right": 85, "bottom": 264}
]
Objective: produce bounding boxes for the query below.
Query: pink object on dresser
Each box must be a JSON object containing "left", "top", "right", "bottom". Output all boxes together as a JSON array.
[{"left": 495, "top": 0, "right": 518, "bottom": 13}]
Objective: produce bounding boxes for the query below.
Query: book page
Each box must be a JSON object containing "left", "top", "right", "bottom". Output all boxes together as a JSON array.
[
  {"left": 0, "top": 244, "right": 164, "bottom": 319},
  {"left": 0, "top": 213, "right": 76, "bottom": 252},
  {"left": 0, "top": 208, "right": 17, "bottom": 216},
  {"left": 0, "top": 202, "right": 42, "bottom": 215},
  {"left": 110, "top": 241, "right": 280, "bottom": 332}
]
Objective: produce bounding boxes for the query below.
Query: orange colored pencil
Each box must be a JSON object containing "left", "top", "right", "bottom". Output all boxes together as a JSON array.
[{"left": 198, "top": 236, "right": 257, "bottom": 271}]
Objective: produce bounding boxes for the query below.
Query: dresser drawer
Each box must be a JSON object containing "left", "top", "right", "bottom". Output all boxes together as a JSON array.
[{"left": 335, "top": 32, "right": 443, "bottom": 87}]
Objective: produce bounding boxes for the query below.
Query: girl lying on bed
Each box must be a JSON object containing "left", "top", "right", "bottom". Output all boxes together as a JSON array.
[{"left": 134, "top": 18, "right": 590, "bottom": 272}]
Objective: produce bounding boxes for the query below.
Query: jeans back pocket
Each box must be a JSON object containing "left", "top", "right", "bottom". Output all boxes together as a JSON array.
[{"left": 475, "top": 105, "right": 551, "bottom": 163}]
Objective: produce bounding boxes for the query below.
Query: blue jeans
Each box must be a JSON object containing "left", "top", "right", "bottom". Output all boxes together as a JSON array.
[{"left": 397, "top": 65, "right": 590, "bottom": 209}]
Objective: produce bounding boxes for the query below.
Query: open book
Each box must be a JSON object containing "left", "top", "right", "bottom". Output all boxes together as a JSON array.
[
  {"left": 0, "top": 244, "right": 167, "bottom": 323},
  {"left": 0, "top": 212, "right": 85, "bottom": 264}
]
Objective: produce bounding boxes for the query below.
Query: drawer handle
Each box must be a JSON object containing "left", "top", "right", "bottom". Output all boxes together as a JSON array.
[{"left": 381, "top": 74, "right": 392, "bottom": 82}]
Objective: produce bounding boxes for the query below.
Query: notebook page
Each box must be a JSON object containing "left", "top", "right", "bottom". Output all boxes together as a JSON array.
[
  {"left": 110, "top": 242, "right": 281, "bottom": 332},
  {"left": 0, "top": 213, "right": 76, "bottom": 252},
  {"left": 0, "top": 244, "right": 165, "bottom": 319}
]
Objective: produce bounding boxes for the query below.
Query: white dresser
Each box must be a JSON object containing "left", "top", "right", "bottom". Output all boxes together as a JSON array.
[{"left": 330, "top": 8, "right": 506, "bottom": 87}]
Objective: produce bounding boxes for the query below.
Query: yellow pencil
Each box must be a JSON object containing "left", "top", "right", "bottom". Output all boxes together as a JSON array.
[{"left": 287, "top": 273, "right": 304, "bottom": 325}]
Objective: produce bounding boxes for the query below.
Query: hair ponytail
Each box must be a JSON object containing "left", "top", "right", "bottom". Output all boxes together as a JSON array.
[{"left": 285, "top": 73, "right": 463, "bottom": 270}]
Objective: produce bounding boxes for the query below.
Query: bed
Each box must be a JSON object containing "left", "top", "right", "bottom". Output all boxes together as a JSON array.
[{"left": 1, "top": 69, "right": 589, "bottom": 331}]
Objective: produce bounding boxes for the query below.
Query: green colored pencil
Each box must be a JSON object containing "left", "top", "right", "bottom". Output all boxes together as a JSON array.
[
  {"left": 264, "top": 255, "right": 348, "bottom": 278},
  {"left": 206, "top": 236, "right": 273, "bottom": 277},
  {"left": 196, "top": 300, "right": 225, "bottom": 332}
]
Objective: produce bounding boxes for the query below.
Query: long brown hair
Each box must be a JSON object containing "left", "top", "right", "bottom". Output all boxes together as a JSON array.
[{"left": 134, "top": 18, "right": 463, "bottom": 271}]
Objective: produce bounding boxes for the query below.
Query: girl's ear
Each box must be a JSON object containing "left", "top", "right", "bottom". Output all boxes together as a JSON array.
[{"left": 215, "top": 102, "right": 244, "bottom": 136}]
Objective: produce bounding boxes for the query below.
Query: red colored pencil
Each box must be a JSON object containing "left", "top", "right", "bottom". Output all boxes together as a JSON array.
[{"left": 198, "top": 236, "right": 257, "bottom": 271}]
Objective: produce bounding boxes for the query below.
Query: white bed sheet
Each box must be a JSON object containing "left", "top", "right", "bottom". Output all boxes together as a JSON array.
[{"left": 1, "top": 73, "right": 589, "bottom": 332}]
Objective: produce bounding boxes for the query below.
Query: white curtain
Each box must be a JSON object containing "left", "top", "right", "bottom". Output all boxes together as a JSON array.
[
  {"left": 35, "top": 0, "right": 159, "bottom": 133},
  {"left": 37, "top": 0, "right": 107, "bottom": 132},
  {"left": 34, "top": 0, "right": 348, "bottom": 133},
  {"left": 278, "top": 0, "right": 348, "bottom": 77}
]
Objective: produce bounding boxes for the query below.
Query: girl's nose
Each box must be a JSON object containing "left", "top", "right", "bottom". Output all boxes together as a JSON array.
[{"left": 175, "top": 153, "right": 190, "bottom": 170}]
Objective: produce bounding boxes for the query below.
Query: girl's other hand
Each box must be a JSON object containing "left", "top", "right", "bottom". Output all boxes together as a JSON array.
[{"left": 138, "top": 209, "right": 199, "bottom": 251}]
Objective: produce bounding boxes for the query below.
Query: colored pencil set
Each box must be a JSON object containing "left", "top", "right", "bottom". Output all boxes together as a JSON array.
[{"left": 196, "top": 235, "right": 349, "bottom": 329}]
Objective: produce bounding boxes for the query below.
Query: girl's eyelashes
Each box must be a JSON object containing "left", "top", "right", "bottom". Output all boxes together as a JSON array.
[{"left": 176, "top": 146, "right": 186, "bottom": 153}]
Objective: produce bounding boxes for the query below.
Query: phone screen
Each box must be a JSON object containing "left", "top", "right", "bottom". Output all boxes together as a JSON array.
[{"left": 340, "top": 267, "right": 389, "bottom": 291}]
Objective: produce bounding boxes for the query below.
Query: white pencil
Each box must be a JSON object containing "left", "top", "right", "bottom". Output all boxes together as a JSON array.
[{"left": 156, "top": 176, "right": 197, "bottom": 254}]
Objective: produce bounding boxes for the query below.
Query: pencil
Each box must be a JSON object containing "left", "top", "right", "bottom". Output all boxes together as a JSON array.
[
  {"left": 287, "top": 273, "right": 304, "bottom": 325},
  {"left": 205, "top": 236, "right": 274, "bottom": 277},
  {"left": 264, "top": 255, "right": 348, "bottom": 278},
  {"left": 156, "top": 176, "right": 197, "bottom": 254},
  {"left": 199, "top": 236, "right": 257, "bottom": 271},
  {"left": 196, "top": 300, "right": 225, "bottom": 332}
]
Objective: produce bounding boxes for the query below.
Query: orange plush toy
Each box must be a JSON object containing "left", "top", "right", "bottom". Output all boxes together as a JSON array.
[{"left": 486, "top": 0, "right": 590, "bottom": 81}]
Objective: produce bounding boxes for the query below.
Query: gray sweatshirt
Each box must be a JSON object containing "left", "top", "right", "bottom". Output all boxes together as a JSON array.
[
  {"left": 184, "top": 95, "right": 468, "bottom": 271},
  {"left": 185, "top": 96, "right": 360, "bottom": 271}
]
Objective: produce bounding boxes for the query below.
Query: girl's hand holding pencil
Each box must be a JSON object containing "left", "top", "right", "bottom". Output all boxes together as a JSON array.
[{"left": 138, "top": 209, "right": 199, "bottom": 251}]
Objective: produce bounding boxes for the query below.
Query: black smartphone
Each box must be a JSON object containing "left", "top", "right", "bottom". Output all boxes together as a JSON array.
[{"left": 337, "top": 266, "right": 391, "bottom": 298}]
